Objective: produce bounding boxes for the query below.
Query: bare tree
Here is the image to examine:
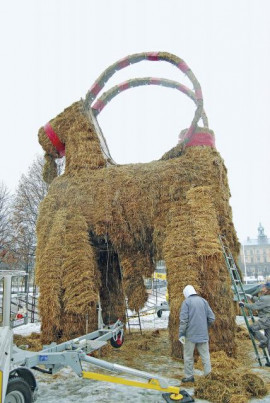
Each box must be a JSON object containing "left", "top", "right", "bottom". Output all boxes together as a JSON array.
[
  {"left": 11, "top": 156, "right": 49, "bottom": 279},
  {"left": 0, "top": 182, "right": 12, "bottom": 267},
  {"left": 7, "top": 155, "right": 64, "bottom": 277}
]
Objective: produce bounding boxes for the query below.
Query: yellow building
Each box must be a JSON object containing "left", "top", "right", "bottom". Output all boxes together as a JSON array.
[{"left": 239, "top": 223, "right": 270, "bottom": 281}]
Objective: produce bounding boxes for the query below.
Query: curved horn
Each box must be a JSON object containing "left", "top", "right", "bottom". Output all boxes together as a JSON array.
[
  {"left": 92, "top": 77, "right": 208, "bottom": 128},
  {"left": 85, "top": 52, "right": 202, "bottom": 106},
  {"left": 85, "top": 52, "right": 204, "bottom": 138}
]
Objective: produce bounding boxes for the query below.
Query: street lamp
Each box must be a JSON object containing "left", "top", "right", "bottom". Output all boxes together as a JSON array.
[{"left": 242, "top": 242, "right": 248, "bottom": 284}]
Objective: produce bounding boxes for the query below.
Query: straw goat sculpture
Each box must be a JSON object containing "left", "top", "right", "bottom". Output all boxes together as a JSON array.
[{"left": 36, "top": 52, "right": 239, "bottom": 357}]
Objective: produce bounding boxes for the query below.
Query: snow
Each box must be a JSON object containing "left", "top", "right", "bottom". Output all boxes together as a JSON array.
[
  {"left": 11, "top": 308, "right": 270, "bottom": 402},
  {"left": 13, "top": 322, "right": 41, "bottom": 336},
  {"left": 12, "top": 309, "right": 192, "bottom": 403}
]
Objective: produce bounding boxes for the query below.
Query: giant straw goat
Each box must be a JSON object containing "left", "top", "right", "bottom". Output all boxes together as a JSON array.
[{"left": 36, "top": 52, "right": 239, "bottom": 357}]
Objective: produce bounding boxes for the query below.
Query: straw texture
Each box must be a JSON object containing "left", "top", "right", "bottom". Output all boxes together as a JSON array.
[{"left": 36, "top": 100, "right": 239, "bottom": 357}]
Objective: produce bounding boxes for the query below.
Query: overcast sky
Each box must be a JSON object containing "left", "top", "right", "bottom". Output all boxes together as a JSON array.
[{"left": 0, "top": 0, "right": 269, "bottom": 242}]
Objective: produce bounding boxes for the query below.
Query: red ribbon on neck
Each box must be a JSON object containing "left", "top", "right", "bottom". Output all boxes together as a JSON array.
[
  {"left": 43, "top": 123, "right": 65, "bottom": 157},
  {"left": 185, "top": 131, "right": 215, "bottom": 148}
]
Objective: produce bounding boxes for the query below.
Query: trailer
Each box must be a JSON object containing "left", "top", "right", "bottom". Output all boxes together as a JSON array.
[
  {"left": 0, "top": 271, "right": 38, "bottom": 403},
  {"left": 0, "top": 270, "right": 194, "bottom": 402}
]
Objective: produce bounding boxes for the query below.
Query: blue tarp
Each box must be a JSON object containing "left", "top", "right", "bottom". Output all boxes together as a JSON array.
[{"left": 232, "top": 283, "right": 263, "bottom": 301}]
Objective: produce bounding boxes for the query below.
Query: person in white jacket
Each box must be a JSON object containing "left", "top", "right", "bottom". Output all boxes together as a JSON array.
[{"left": 179, "top": 285, "right": 215, "bottom": 383}]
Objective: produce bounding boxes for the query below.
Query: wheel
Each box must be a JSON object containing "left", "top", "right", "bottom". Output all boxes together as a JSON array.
[
  {"left": 5, "top": 377, "right": 32, "bottom": 403},
  {"left": 157, "top": 310, "right": 162, "bottom": 318},
  {"left": 110, "top": 332, "right": 124, "bottom": 348}
]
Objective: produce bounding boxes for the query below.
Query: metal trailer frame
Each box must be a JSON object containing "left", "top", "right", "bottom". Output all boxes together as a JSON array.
[
  {"left": 0, "top": 271, "right": 38, "bottom": 403},
  {"left": 0, "top": 271, "right": 28, "bottom": 328},
  {"left": 12, "top": 319, "right": 125, "bottom": 375},
  {"left": 1, "top": 270, "right": 194, "bottom": 402},
  {"left": 156, "top": 301, "right": 170, "bottom": 318},
  {"left": 0, "top": 326, "right": 13, "bottom": 403},
  {"left": 151, "top": 271, "right": 171, "bottom": 318},
  {"left": 12, "top": 340, "right": 193, "bottom": 402},
  {"left": 11, "top": 317, "right": 194, "bottom": 402}
]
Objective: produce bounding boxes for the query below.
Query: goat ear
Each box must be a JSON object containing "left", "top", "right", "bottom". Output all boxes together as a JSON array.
[{"left": 43, "top": 153, "right": 58, "bottom": 184}]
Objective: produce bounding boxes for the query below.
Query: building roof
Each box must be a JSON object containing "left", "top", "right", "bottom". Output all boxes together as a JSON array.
[
  {"left": 243, "top": 223, "right": 270, "bottom": 246},
  {"left": 244, "top": 238, "right": 270, "bottom": 246}
]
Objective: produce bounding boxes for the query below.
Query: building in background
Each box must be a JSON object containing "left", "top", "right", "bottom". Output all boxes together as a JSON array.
[{"left": 239, "top": 223, "right": 270, "bottom": 283}]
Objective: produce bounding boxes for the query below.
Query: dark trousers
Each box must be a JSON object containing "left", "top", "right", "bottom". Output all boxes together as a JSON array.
[{"left": 250, "top": 318, "right": 270, "bottom": 351}]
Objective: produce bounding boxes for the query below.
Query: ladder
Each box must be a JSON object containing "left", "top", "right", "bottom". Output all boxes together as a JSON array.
[
  {"left": 219, "top": 235, "right": 270, "bottom": 367},
  {"left": 125, "top": 300, "right": 143, "bottom": 335}
]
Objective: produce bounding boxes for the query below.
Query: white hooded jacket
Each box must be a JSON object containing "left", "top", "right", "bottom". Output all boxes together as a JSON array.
[
  {"left": 179, "top": 285, "right": 215, "bottom": 343},
  {"left": 183, "top": 285, "right": 197, "bottom": 299}
]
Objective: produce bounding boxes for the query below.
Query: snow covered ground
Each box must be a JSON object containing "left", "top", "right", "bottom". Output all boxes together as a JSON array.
[
  {"left": 13, "top": 311, "right": 185, "bottom": 403},
  {"left": 12, "top": 309, "right": 270, "bottom": 402}
]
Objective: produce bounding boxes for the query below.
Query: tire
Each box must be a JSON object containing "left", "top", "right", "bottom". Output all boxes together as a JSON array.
[
  {"left": 110, "top": 332, "right": 124, "bottom": 348},
  {"left": 5, "top": 377, "right": 32, "bottom": 403},
  {"left": 157, "top": 310, "right": 162, "bottom": 318},
  {"left": 9, "top": 368, "right": 37, "bottom": 397}
]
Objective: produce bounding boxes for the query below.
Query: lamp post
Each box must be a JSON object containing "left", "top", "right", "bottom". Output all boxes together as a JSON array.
[{"left": 242, "top": 242, "right": 248, "bottom": 284}]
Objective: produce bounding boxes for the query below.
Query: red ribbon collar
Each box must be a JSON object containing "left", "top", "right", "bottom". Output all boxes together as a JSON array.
[{"left": 43, "top": 123, "right": 65, "bottom": 157}]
